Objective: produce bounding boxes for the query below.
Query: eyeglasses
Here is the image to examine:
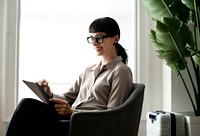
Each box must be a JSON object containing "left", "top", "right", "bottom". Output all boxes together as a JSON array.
[{"left": 87, "top": 35, "right": 112, "bottom": 44}]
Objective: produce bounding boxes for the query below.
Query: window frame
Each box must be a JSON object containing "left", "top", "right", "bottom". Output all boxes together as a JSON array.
[{"left": 1, "top": 0, "right": 20, "bottom": 123}]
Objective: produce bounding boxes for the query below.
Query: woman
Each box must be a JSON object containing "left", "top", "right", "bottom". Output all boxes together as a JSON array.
[{"left": 5, "top": 17, "right": 133, "bottom": 136}]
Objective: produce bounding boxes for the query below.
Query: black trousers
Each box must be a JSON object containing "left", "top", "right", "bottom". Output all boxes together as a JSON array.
[{"left": 4, "top": 98, "right": 70, "bottom": 136}]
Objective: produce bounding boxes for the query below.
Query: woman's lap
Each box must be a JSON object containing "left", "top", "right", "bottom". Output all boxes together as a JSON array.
[{"left": 5, "top": 98, "right": 69, "bottom": 136}]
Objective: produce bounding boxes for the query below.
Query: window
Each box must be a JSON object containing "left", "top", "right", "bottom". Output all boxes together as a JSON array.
[
  {"left": 2, "top": 1, "right": 164, "bottom": 134},
  {"left": 18, "top": 0, "right": 137, "bottom": 102}
]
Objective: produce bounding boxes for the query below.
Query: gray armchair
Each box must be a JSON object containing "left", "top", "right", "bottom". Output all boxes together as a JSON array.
[{"left": 59, "top": 83, "right": 145, "bottom": 136}]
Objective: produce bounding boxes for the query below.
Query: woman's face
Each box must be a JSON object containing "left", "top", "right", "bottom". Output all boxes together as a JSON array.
[{"left": 88, "top": 32, "right": 119, "bottom": 57}]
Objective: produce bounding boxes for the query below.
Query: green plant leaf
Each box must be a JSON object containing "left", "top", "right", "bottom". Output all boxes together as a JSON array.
[
  {"left": 187, "top": 47, "right": 200, "bottom": 65},
  {"left": 193, "top": 54, "right": 200, "bottom": 65},
  {"left": 181, "top": 0, "right": 200, "bottom": 24},
  {"left": 141, "top": 0, "right": 190, "bottom": 22},
  {"left": 142, "top": 0, "right": 200, "bottom": 116},
  {"left": 182, "top": 0, "right": 200, "bottom": 9},
  {"left": 181, "top": 0, "right": 195, "bottom": 9},
  {"left": 149, "top": 17, "right": 194, "bottom": 72}
]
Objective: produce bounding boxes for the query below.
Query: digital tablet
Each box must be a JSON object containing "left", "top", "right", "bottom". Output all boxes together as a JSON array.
[{"left": 22, "top": 80, "right": 51, "bottom": 104}]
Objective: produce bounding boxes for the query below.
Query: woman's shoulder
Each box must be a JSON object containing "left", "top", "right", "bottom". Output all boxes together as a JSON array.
[
  {"left": 116, "top": 61, "right": 131, "bottom": 70},
  {"left": 112, "top": 61, "right": 133, "bottom": 76}
]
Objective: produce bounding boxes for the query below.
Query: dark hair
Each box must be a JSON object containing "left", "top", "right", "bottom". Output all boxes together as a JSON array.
[{"left": 89, "top": 17, "right": 128, "bottom": 64}]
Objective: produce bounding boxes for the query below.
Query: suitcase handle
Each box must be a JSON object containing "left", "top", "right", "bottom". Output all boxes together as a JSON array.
[{"left": 149, "top": 110, "right": 166, "bottom": 122}]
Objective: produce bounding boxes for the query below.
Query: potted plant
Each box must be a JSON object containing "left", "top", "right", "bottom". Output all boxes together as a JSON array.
[{"left": 141, "top": 0, "right": 200, "bottom": 135}]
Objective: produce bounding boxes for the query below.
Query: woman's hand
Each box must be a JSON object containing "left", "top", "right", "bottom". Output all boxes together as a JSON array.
[
  {"left": 49, "top": 98, "right": 73, "bottom": 118},
  {"left": 38, "top": 79, "right": 52, "bottom": 97}
]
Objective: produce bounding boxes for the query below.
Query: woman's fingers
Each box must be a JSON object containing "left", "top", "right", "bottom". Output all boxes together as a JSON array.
[
  {"left": 49, "top": 98, "right": 72, "bottom": 117},
  {"left": 37, "top": 79, "right": 52, "bottom": 96}
]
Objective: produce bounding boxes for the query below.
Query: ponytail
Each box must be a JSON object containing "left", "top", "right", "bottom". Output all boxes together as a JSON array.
[{"left": 115, "top": 43, "right": 128, "bottom": 64}]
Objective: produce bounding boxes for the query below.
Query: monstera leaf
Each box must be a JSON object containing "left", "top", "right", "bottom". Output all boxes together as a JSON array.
[
  {"left": 149, "top": 17, "right": 194, "bottom": 72},
  {"left": 142, "top": 0, "right": 190, "bottom": 22}
]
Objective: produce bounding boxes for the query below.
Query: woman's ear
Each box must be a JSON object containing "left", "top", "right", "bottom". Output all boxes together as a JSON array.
[{"left": 114, "top": 35, "right": 120, "bottom": 44}]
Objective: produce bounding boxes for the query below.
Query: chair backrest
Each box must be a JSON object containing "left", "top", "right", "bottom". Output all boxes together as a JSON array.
[{"left": 113, "top": 83, "right": 145, "bottom": 136}]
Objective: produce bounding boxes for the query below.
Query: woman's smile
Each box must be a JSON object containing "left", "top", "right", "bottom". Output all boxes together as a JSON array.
[{"left": 94, "top": 46, "right": 103, "bottom": 52}]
